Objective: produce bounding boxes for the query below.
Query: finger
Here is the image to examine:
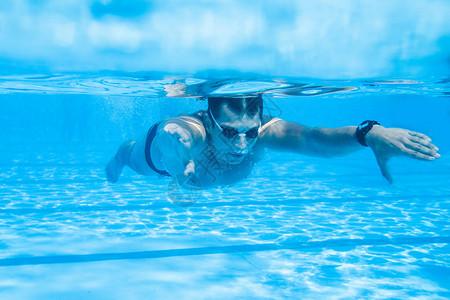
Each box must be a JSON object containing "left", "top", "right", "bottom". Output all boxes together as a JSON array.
[
  {"left": 408, "top": 135, "right": 439, "bottom": 151},
  {"left": 408, "top": 135, "right": 440, "bottom": 154},
  {"left": 408, "top": 131, "right": 432, "bottom": 142},
  {"left": 403, "top": 135, "right": 439, "bottom": 157},
  {"left": 375, "top": 155, "right": 393, "bottom": 184},
  {"left": 176, "top": 135, "right": 191, "bottom": 149},
  {"left": 164, "top": 123, "right": 179, "bottom": 134},
  {"left": 176, "top": 128, "right": 191, "bottom": 144},
  {"left": 408, "top": 135, "right": 433, "bottom": 148},
  {"left": 164, "top": 124, "right": 190, "bottom": 143},
  {"left": 406, "top": 138, "right": 441, "bottom": 159},
  {"left": 400, "top": 144, "right": 437, "bottom": 161}
]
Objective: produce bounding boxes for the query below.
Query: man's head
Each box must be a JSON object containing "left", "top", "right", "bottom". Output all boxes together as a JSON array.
[{"left": 206, "top": 94, "right": 263, "bottom": 164}]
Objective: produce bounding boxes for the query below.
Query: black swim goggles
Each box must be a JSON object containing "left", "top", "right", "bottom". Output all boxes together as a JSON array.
[{"left": 208, "top": 108, "right": 260, "bottom": 139}]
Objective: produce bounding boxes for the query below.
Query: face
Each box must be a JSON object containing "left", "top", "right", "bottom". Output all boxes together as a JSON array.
[{"left": 208, "top": 103, "right": 261, "bottom": 164}]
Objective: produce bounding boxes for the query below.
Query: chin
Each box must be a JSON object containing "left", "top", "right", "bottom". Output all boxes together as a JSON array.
[{"left": 225, "top": 152, "right": 246, "bottom": 164}]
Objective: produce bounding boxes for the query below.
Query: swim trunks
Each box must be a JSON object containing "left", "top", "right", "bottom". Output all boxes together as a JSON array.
[{"left": 145, "top": 122, "right": 172, "bottom": 177}]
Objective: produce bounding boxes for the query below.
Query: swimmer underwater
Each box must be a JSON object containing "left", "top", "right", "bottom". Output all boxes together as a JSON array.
[{"left": 105, "top": 94, "right": 441, "bottom": 188}]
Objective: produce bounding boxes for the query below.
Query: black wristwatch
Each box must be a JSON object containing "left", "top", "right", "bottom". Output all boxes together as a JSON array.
[{"left": 355, "top": 120, "right": 380, "bottom": 146}]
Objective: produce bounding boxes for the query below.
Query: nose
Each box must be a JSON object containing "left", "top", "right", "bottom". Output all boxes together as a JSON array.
[{"left": 233, "top": 135, "right": 249, "bottom": 154}]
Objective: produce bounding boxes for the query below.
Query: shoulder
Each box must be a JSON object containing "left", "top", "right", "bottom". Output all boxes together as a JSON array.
[
  {"left": 258, "top": 115, "right": 284, "bottom": 136},
  {"left": 261, "top": 115, "right": 282, "bottom": 127},
  {"left": 256, "top": 116, "right": 309, "bottom": 150},
  {"left": 253, "top": 115, "right": 283, "bottom": 151}
]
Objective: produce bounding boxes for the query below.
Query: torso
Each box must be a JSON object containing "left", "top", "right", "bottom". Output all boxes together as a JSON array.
[{"left": 189, "top": 142, "right": 262, "bottom": 188}]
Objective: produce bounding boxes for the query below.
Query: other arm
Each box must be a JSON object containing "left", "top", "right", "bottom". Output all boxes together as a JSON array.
[
  {"left": 258, "top": 119, "right": 440, "bottom": 183},
  {"left": 258, "top": 120, "right": 361, "bottom": 157}
]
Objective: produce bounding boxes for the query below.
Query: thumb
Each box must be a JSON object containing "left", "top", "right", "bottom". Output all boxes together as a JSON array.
[
  {"left": 175, "top": 160, "right": 198, "bottom": 188},
  {"left": 375, "top": 154, "right": 393, "bottom": 184},
  {"left": 184, "top": 160, "right": 195, "bottom": 177}
]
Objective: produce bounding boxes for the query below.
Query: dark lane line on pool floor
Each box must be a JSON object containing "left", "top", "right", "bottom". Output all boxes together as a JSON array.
[
  {"left": 1, "top": 168, "right": 448, "bottom": 186},
  {"left": 0, "top": 236, "right": 449, "bottom": 267},
  {"left": 0, "top": 193, "right": 449, "bottom": 215},
  {"left": 1, "top": 170, "right": 449, "bottom": 185}
]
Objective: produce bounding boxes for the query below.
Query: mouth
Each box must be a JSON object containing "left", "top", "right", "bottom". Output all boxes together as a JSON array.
[
  {"left": 230, "top": 152, "right": 244, "bottom": 157},
  {"left": 226, "top": 152, "right": 246, "bottom": 163}
]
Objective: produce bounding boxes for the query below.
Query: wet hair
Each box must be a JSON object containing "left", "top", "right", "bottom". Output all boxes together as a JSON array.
[{"left": 207, "top": 94, "right": 263, "bottom": 120}]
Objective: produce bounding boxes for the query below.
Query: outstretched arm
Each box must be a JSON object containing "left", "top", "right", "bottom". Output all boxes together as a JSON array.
[
  {"left": 258, "top": 120, "right": 440, "bottom": 183},
  {"left": 258, "top": 120, "right": 362, "bottom": 157},
  {"left": 153, "top": 116, "right": 206, "bottom": 187}
]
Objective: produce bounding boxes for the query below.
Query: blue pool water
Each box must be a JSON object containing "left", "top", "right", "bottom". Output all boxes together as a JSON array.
[{"left": 0, "top": 74, "right": 449, "bottom": 299}]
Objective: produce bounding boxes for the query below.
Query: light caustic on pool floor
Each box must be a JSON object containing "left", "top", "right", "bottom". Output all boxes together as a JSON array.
[{"left": 0, "top": 151, "right": 449, "bottom": 299}]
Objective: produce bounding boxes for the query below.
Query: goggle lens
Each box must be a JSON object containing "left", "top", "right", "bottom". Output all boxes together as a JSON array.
[{"left": 222, "top": 127, "right": 259, "bottom": 139}]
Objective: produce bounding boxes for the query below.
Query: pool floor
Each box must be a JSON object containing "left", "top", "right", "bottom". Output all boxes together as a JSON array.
[{"left": 1, "top": 145, "right": 449, "bottom": 299}]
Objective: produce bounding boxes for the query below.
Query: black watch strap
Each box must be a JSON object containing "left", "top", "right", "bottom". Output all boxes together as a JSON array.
[{"left": 355, "top": 120, "right": 380, "bottom": 146}]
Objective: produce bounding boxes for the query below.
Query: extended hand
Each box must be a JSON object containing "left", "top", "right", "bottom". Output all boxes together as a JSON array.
[
  {"left": 365, "top": 126, "right": 440, "bottom": 184},
  {"left": 158, "top": 123, "right": 196, "bottom": 184}
]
